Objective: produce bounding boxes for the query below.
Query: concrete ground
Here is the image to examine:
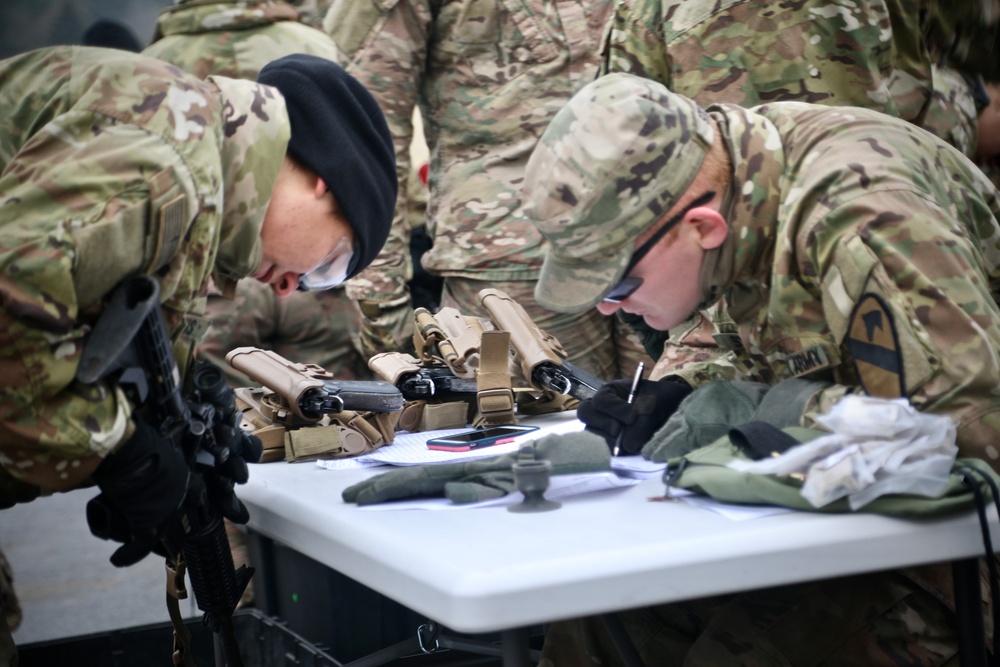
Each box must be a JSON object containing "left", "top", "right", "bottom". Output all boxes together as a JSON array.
[{"left": 0, "top": 487, "right": 198, "bottom": 646}]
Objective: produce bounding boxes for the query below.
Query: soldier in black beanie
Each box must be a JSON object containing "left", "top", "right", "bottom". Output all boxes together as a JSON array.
[{"left": 255, "top": 54, "right": 397, "bottom": 295}]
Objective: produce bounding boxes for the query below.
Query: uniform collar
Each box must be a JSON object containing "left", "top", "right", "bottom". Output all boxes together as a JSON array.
[{"left": 696, "top": 104, "right": 785, "bottom": 308}]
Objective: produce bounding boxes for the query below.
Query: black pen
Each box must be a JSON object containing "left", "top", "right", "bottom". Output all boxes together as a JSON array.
[{"left": 613, "top": 361, "right": 645, "bottom": 457}]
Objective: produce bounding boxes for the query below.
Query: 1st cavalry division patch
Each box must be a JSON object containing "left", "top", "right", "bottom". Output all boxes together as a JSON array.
[{"left": 847, "top": 293, "right": 905, "bottom": 398}]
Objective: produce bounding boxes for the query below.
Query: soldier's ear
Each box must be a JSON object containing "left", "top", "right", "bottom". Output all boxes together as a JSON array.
[
  {"left": 686, "top": 207, "right": 728, "bottom": 250},
  {"left": 314, "top": 175, "right": 328, "bottom": 198}
]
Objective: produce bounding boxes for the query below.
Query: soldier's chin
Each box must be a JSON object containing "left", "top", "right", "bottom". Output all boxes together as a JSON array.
[
  {"left": 642, "top": 315, "right": 670, "bottom": 331},
  {"left": 642, "top": 313, "right": 673, "bottom": 332}
]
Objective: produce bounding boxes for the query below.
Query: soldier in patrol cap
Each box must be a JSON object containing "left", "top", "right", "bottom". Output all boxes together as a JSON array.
[
  {"left": 600, "top": 0, "right": 999, "bottom": 374},
  {"left": 0, "top": 45, "right": 394, "bottom": 664},
  {"left": 524, "top": 72, "right": 1000, "bottom": 666}
]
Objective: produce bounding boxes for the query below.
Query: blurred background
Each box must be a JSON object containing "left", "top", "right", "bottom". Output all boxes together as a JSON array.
[{"left": 0, "top": 0, "right": 164, "bottom": 59}]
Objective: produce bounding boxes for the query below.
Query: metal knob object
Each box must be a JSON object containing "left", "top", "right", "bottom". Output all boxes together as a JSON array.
[{"left": 508, "top": 446, "right": 561, "bottom": 513}]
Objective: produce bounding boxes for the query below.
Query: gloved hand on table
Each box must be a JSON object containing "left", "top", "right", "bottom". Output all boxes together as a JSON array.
[
  {"left": 342, "top": 431, "right": 610, "bottom": 505},
  {"left": 577, "top": 378, "right": 693, "bottom": 455},
  {"left": 88, "top": 418, "right": 190, "bottom": 567}
]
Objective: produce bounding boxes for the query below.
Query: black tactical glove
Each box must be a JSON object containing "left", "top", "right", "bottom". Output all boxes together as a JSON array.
[
  {"left": 188, "top": 360, "right": 263, "bottom": 524},
  {"left": 577, "top": 378, "right": 693, "bottom": 455},
  {"left": 88, "top": 418, "right": 189, "bottom": 567},
  {"left": 200, "top": 424, "right": 262, "bottom": 525}
]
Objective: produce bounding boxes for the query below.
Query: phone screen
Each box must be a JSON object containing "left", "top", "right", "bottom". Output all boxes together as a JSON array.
[
  {"left": 440, "top": 427, "right": 529, "bottom": 442},
  {"left": 426, "top": 425, "right": 539, "bottom": 450}
]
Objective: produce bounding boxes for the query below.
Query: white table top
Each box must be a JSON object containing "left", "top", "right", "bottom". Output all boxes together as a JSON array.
[{"left": 240, "top": 418, "right": 1000, "bottom": 634}]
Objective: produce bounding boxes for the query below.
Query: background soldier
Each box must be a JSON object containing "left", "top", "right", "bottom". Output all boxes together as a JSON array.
[{"left": 323, "top": 0, "right": 652, "bottom": 381}]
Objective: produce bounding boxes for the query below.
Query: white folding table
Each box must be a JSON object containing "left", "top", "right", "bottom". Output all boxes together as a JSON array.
[{"left": 240, "top": 415, "right": 999, "bottom": 666}]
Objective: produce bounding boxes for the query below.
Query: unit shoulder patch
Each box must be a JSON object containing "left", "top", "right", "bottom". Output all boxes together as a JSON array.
[{"left": 847, "top": 293, "right": 904, "bottom": 398}]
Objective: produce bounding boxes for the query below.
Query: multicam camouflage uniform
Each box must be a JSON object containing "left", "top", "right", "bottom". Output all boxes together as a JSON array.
[
  {"left": 288, "top": 0, "right": 332, "bottom": 29},
  {"left": 0, "top": 46, "right": 288, "bottom": 497},
  {"left": 530, "top": 75, "right": 1000, "bottom": 666},
  {"left": 0, "top": 546, "right": 19, "bottom": 666},
  {"left": 601, "top": 0, "right": 899, "bottom": 111},
  {"left": 600, "top": 0, "right": 997, "bottom": 157},
  {"left": 143, "top": 0, "right": 372, "bottom": 384},
  {"left": 144, "top": 0, "right": 343, "bottom": 79},
  {"left": 678, "top": 101, "right": 1000, "bottom": 476},
  {"left": 323, "top": 0, "right": 652, "bottom": 378}
]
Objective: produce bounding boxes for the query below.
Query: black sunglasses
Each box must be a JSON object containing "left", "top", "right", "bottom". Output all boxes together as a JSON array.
[{"left": 602, "top": 191, "right": 716, "bottom": 304}]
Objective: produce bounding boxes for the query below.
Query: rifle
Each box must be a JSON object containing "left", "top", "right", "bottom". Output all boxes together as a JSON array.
[
  {"left": 76, "top": 275, "right": 253, "bottom": 667},
  {"left": 225, "top": 347, "right": 404, "bottom": 422},
  {"left": 479, "top": 289, "right": 606, "bottom": 400}
]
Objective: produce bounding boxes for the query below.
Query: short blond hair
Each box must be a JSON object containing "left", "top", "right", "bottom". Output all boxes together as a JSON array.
[{"left": 640, "top": 122, "right": 732, "bottom": 248}]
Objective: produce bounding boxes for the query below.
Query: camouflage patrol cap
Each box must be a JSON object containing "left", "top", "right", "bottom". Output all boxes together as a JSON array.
[{"left": 523, "top": 73, "right": 715, "bottom": 313}]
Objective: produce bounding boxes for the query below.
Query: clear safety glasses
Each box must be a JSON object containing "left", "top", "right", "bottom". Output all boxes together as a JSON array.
[
  {"left": 602, "top": 191, "right": 716, "bottom": 304},
  {"left": 298, "top": 236, "right": 355, "bottom": 291}
]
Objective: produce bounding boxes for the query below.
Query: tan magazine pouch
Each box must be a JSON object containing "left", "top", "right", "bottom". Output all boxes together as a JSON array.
[
  {"left": 474, "top": 331, "right": 516, "bottom": 426},
  {"left": 398, "top": 400, "right": 471, "bottom": 432},
  {"left": 235, "top": 387, "right": 398, "bottom": 462}
]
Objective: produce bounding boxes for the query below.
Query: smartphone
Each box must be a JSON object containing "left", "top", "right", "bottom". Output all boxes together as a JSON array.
[{"left": 425, "top": 425, "right": 540, "bottom": 451}]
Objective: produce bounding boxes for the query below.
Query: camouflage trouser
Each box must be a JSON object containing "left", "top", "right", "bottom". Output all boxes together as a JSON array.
[
  {"left": 540, "top": 564, "right": 976, "bottom": 667},
  {"left": 0, "top": 547, "right": 19, "bottom": 667},
  {"left": 224, "top": 520, "right": 253, "bottom": 609},
  {"left": 198, "top": 280, "right": 373, "bottom": 387},
  {"left": 440, "top": 277, "right": 652, "bottom": 381}
]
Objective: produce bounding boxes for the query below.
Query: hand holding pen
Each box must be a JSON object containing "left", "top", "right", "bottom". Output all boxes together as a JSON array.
[
  {"left": 577, "top": 361, "right": 693, "bottom": 457},
  {"left": 612, "top": 361, "right": 644, "bottom": 457}
]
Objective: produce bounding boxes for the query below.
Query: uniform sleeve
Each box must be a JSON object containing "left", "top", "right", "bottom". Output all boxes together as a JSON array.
[
  {"left": 918, "top": 64, "right": 980, "bottom": 159},
  {"left": 652, "top": 189, "right": 1000, "bottom": 472},
  {"left": 598, "top": 0, "right": 674, "bottom": 84},
  {"left": 0, "top": 117, "right": 192, "bottom": 491},
  {"left": 326, "top": 0, "right": 427, "bottom": 304},
  {"left": 804, "top": 190, "right": 1000, "bottom": 470}
]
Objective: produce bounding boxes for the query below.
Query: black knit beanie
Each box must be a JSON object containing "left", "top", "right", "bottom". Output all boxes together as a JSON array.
[{"left": 257, "top": 54, "right": 396, "bottom": 280}]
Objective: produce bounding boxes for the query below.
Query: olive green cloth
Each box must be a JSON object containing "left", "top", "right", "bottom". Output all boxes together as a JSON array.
[
  {"left": 667, "top": 426, "right": 999, "bottom": 517},
  {"left": 343, "top": 431, "right": 610, "bottom": 505},
  {"left": 642, "top": 378, "right": 830, "bottom": 462}
]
